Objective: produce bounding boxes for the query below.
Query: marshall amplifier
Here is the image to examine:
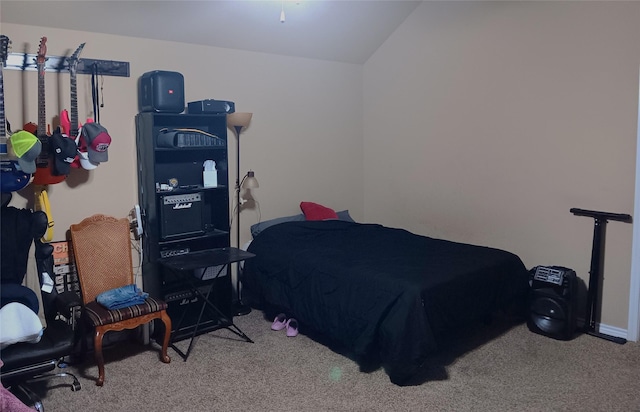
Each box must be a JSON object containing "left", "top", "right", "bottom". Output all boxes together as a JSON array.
[
  {"left": 160, "top": 192, "right": 204, "bottom": 239},
  {"left": 162, "top": 275, "right": 232, "bottom": 339}
]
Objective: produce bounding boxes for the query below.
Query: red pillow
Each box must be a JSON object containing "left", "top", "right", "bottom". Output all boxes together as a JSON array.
[{"left": 300, "top": 202, "right": 338, "bottom": 221}]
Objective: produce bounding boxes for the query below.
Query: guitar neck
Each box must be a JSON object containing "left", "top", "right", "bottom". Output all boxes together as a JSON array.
[
  {"left": 70, "top": 72, "right": 78, "bottom": 136},
  {"left": 37, "top": 63, "right": 46, "bottom": 137},
  {"left": 0, "top": 65, "right": 5, "bottom": 139},
  {"left": 0, "top": 35, "right": 9, "bottom": 142}
]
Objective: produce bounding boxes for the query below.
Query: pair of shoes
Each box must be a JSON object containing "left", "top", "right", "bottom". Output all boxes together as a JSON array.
[
  {"left": 270, "top": 313, "right": 299, "bottom": 337},
  {"left": 271, "top": 313, "right": 287, "bottom": 331}
]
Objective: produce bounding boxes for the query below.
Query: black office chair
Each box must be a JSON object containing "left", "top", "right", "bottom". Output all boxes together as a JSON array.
[{"left": 0, "top": 194, "right": 81, "bottom": 411}]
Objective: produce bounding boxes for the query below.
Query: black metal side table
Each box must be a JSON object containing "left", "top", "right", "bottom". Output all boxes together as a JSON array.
[{"left": 158, "top": 247, "right": 255, "bottom": 360}]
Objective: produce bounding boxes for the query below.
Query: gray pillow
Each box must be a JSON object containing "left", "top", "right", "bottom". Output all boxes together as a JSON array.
[
  {"left": 250, "top": 210, "right": 355, "bottom": 238},
  {"left": 336, "top": 210, "right": 355, "bottom": 223}
]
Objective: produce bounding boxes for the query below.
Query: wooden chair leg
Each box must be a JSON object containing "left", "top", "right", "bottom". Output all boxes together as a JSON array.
[
  {"left": 158, "top": 310, "right": 172, "bottom": 364},
  {"left": 94, "top": 327, "right": 106, "bottom": 386}
]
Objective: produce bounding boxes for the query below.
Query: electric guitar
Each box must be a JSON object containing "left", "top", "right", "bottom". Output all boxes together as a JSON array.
[
  {"left": 22, "top": 37, "right": 46, "bottom": 145},
  {"left": 0, "top": 35, "right": 32, "bottom": 193},
  {"left": 0, "top": 35, "right": 11, "bottom": 155},
  {"left": 28, "top": 37, "right": 67, "bottom": 185},
  {"left": 59, "top": 42, "right": 92, "bottom": 168}
]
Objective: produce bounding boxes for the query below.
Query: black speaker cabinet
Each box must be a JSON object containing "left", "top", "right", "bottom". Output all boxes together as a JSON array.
[
  {"left": 527, "top": 266, "right": 578, "bottom": 340},
  {"left": 162, "top": 274, "right": 232, "bottom": 341},
  {"left": 138, "top": 70, "right": 185, "bottom": 113}
]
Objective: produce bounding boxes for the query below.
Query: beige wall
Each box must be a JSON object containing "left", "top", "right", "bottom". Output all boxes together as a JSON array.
[
  {"left": 2, "top": 22, "right": 363, "bottom": 293},
  {"left": 364, "top": 1, "right": 639, "bottom": 330},
  {"left": 4, "top": 1, "right": 639, "bottom": 333},
  {"left": 2, "top": 23, "right": 364, "bottom": 239}
]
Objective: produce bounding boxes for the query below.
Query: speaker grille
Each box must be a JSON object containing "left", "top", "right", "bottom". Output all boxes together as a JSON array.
[
  {"left": 530, "top": 296, "right": 568, "bottom": 335},
  {"left": 531, "top": 294, "right": 567, "bottom": 320}
]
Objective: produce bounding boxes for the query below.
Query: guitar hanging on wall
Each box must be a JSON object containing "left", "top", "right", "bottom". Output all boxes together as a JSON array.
[
  {"left": 60, "top": 42, "right": 93, "bottom": 169},
  {"left": 0, "top": 35, "right": 32, "bottom": 193},
  {"left": 25, "top": 37, "right": 67, "bottom": 186},
  {"left": 0, "top": 35, "right": 12, "bottom": 155}
]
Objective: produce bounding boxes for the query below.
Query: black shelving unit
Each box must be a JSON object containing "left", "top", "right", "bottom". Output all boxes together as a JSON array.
[{"left": 135, "top": 112, "right": 233, "bottom": 340}]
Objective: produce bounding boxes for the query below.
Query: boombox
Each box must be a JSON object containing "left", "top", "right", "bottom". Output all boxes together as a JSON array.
[
  {"left": 187, "top": 100, "right": 235, "bottom": 114},
  {"left": 527, "top": 266, "right": 578, "bottom": 340},
  {"left": 138, "top": 70, "right": 185, "bottom": 113}
]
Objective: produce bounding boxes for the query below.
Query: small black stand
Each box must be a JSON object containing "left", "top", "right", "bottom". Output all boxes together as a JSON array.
[
  {"left": 159, "top": 247, "right": 255, "bottom": 361},
  {"left": 570, "top": 208, "right": 632, "bottom": 345}
]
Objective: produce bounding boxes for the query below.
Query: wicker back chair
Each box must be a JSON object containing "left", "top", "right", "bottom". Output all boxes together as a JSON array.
[
  {"left": 72, "top": 215, "right": 135, "bottom": 303},
  {"left": 70, "top": 214, "right": 171, "bottom": 386}
]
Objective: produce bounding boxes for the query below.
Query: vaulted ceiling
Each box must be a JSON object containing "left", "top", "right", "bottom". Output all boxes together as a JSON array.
[{"left": 1, "top": 1, "right": 422, "bottom": 64}]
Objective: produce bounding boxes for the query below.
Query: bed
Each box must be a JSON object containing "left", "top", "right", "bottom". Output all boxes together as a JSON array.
[{"left": 243, "top": 212, "right": 530, "bottom": 385}]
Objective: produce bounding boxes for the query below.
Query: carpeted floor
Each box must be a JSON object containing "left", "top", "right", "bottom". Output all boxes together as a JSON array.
[{"left": 12, "top": 310, "right": 640, "bottom": 411}]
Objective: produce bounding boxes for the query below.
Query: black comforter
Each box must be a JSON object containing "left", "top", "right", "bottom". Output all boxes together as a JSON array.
[{"left": 244, "top": 220, "right": 529, "bottom": 384}]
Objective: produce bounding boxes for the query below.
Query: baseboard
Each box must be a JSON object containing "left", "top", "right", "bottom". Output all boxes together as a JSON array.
[
  {"left": 577, "top": 317, "right": 628, "bottom": 340},
  {"left": 597, "top": 323, "right": 628, "bottom": 340}
]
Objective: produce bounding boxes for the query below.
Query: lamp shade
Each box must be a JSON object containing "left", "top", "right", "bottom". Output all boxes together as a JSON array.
[
  {"left": 242, "top": 170, "right": 259, "bottom": 189},
  {"left": 227, "top": 112, "right": 253, "bottom": 130}
]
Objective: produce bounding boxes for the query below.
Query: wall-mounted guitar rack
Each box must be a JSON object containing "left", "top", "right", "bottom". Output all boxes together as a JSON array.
[{"left": 4, "top": 52, "right": 130, "bottom": 77}]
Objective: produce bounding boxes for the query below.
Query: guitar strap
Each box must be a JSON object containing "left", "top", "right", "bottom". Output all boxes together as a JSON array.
[{"left": 91, "top": 64, "right": 101, "bottom": 123}]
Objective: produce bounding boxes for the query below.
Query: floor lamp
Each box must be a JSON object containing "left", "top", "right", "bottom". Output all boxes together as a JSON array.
[{"left": 227, "top": 112, "right": 257, "bottom": 316}]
